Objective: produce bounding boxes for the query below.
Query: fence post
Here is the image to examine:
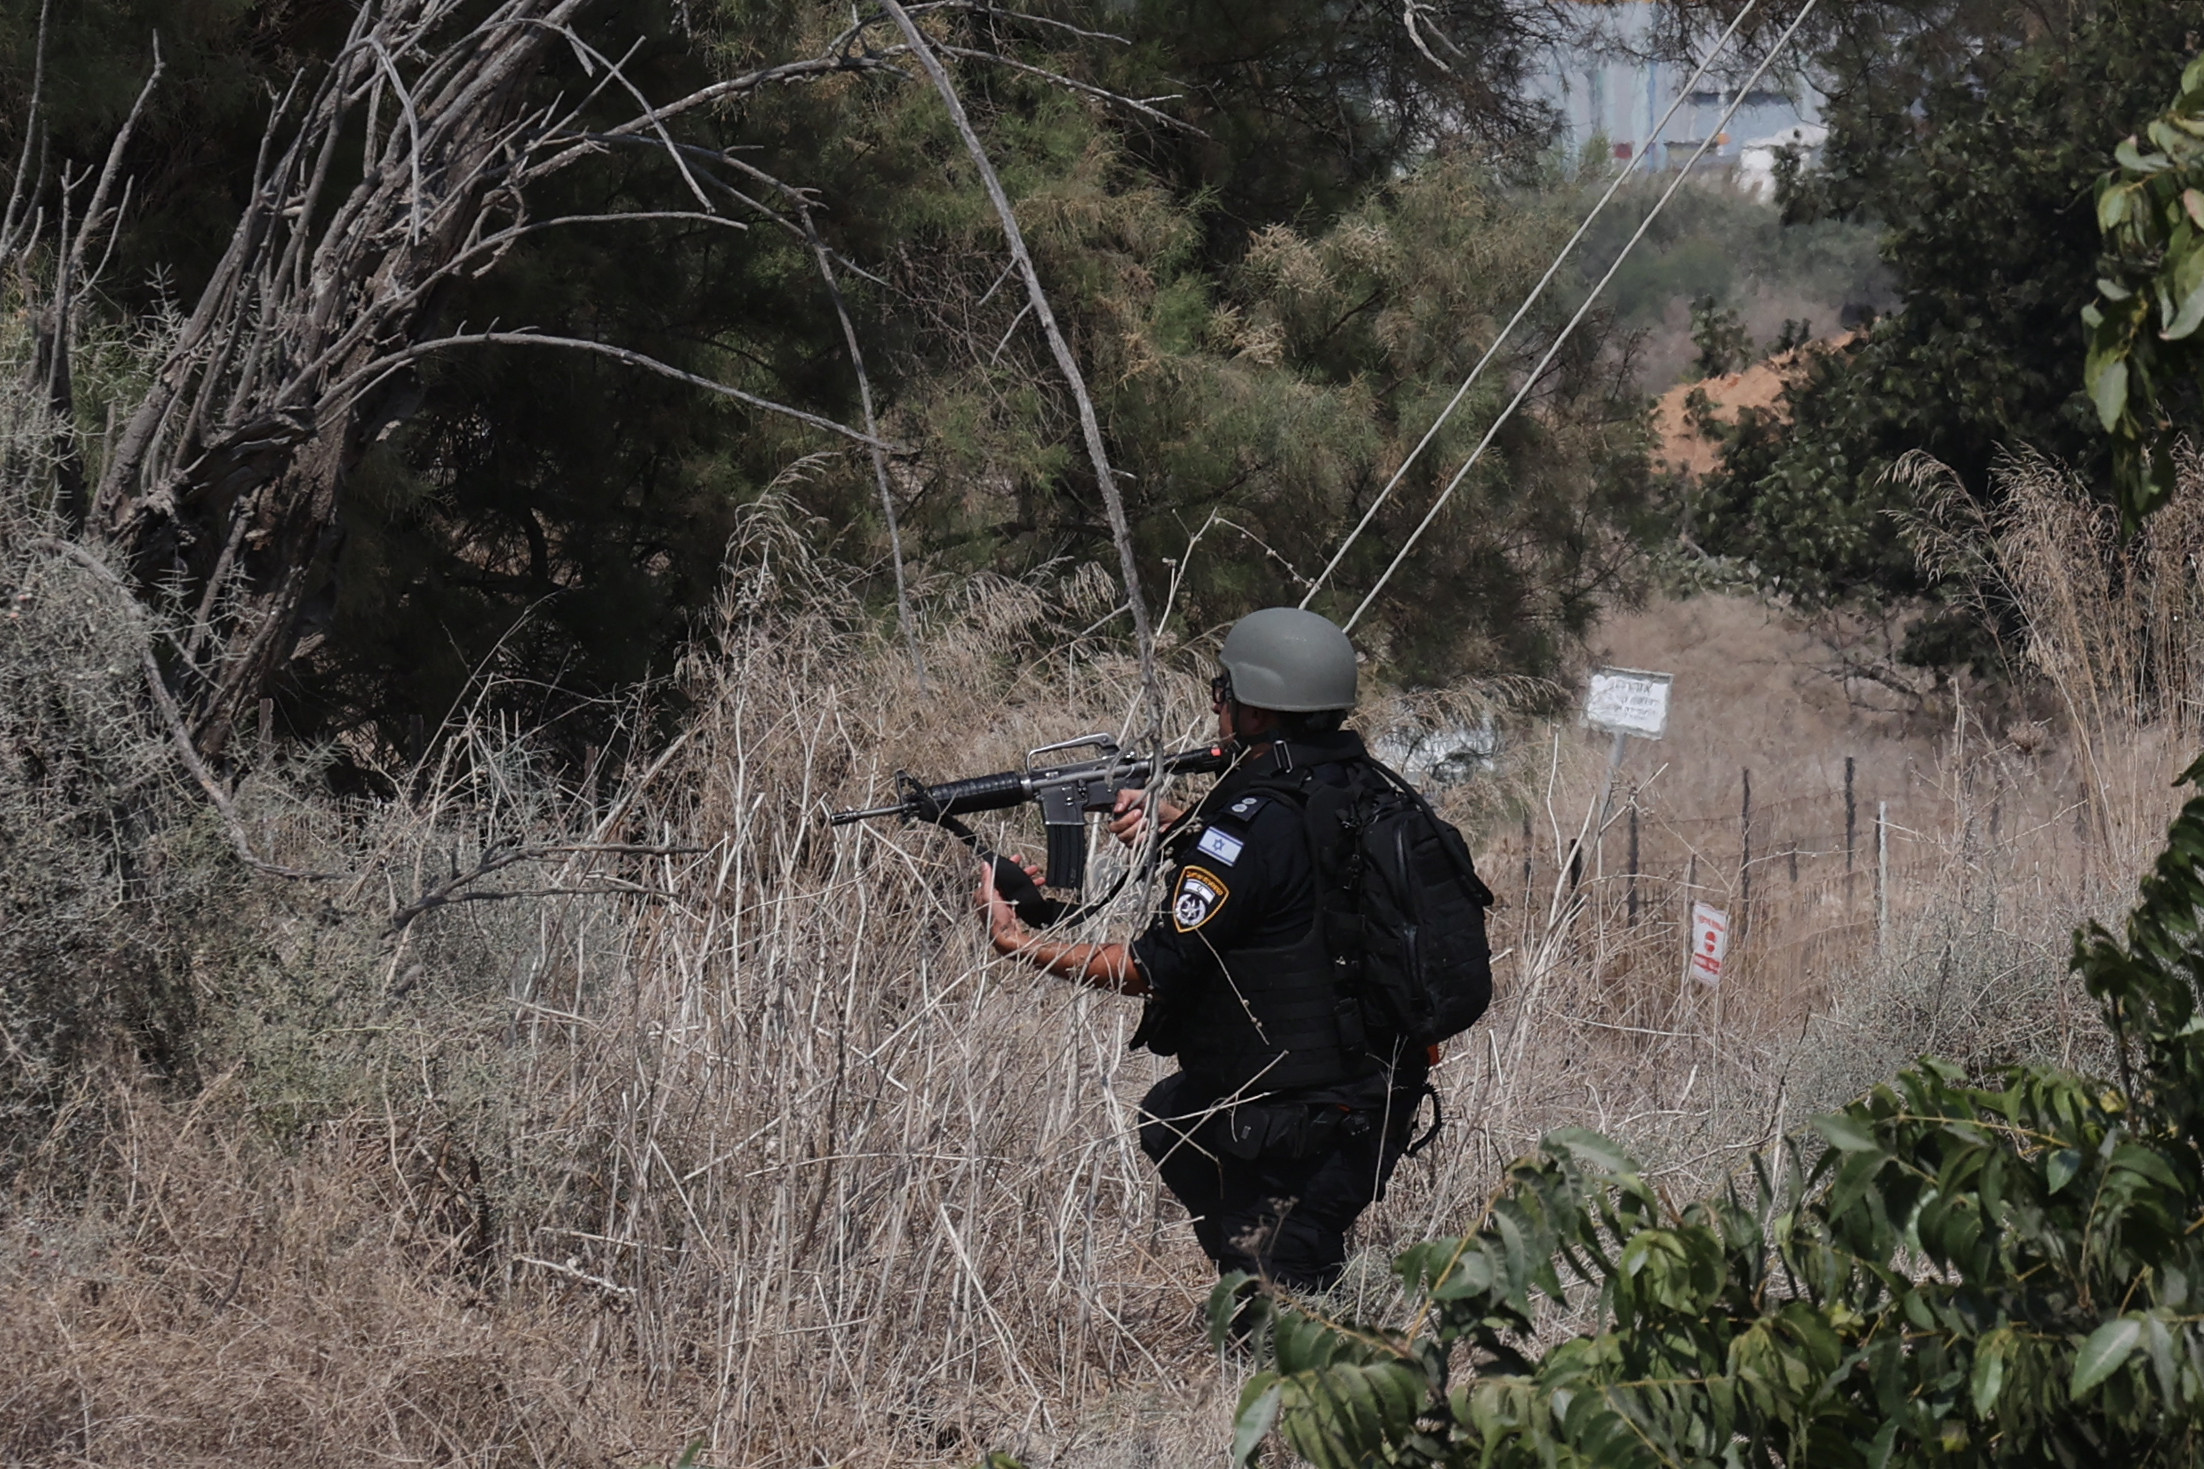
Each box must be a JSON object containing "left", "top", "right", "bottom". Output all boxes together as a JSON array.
[
  {"left": 1739, "top": 767, "right": 1753, "bottom": 942},
  {"left": 1521, "top": 809, "right": 1533, "bottom": 932},
  {"left": 2077, "top": 789, "right": 2091, "bottom": 889},
  {"left": 1627, "top": 802, "right": 1640, "bottom": 927},
  {"left": 1844, "top": 755, "right": 1857, "bottom": 914},
  {"left": 1876, "top": 799, "right": 1889, "bottom": 953}
]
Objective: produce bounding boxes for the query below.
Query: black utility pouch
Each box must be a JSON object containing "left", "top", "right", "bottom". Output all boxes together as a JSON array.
[
  {"left": 1129, "top": 994, "right": 1188, "bottom": 1059},
  {"left": 1216, "top": 1101, "right": 1360, "bottom": 1161},
  {"left": 1137, "top": 1072, "right": 1208, "bottom": 1165}
]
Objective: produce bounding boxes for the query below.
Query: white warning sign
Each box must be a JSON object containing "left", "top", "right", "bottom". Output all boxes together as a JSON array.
[
  {"left": 1688, "top": 902, "right": 1729, "bottom": 987},
  {"left": 1584, "top": 667, "right": 1673, "bottom": 740}
]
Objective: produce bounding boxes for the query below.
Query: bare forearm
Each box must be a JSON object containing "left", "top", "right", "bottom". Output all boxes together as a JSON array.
[
  {"left": 975, "top": 856, "right": 1147, "bottom": 995},
  {"left": 994, "top": 933, "right": 1148, "bottom": 995}
]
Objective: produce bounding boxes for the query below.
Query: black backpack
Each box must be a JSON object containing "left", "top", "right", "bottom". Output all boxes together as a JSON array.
[{"left": 1293, "top": 762, "right": 1496, "bottom": 1054}]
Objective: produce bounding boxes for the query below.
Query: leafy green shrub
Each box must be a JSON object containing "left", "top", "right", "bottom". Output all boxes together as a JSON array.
[
  {"left": 1695, "top": 4, "right": 2196, "bottom": 606},
  {"left": 1689, "top": 295, "right": 1753, "bottom": 379},
  {"left": 2083, "top": 53, "right": 2204, "bottom": 528},
  {"left": 1225, "top": 754, "right": 2204, "bottom": 1465}
]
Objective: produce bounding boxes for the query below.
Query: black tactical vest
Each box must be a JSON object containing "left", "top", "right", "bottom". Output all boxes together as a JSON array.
[{"left": 1171, "top": 742, "right": 1377, "bottom": 1096}]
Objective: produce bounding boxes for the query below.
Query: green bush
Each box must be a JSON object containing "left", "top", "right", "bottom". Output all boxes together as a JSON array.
[
  {"left": 1694, "top": 4, "right": 2197, "bottom": 605},
  {"left": 2084, "top": 52, "right": 2204, "bottom": 528}
]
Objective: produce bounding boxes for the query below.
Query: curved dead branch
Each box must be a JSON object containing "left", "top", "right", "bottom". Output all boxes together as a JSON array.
[{"left": 31, "top": 0, "right": 1188, "bottom": 766}]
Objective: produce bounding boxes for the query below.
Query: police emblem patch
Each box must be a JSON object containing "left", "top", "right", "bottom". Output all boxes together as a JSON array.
[{"left": 1171, "top": 865, "right": 1229, "bottom": 932}]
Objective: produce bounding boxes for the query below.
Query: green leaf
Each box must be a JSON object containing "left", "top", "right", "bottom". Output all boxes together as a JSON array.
[
  {"left": 1867, "top": 1418, "right": 1901, "bottom": 1469},
  {"left": 1546, "top": 1128, "right": 1635, "bottom": 1180},
  {"left": 1970, "top": 1328, "right": 2011, "bottom": 1416},
  {"left": 2100, "top": 182, "right": 2136, "bottom": 230},
  {"left": 1276, "top": 1364, "right": 1424, "bottom": 1469},
  {"left": 1424, "top": 1245, "right": 1495, "bottom": 1302},
  {"left": 2118, "top": 136, "right": 2171, "bottom": 172},
  {"left": 1209, "top": 1273, "right": 1259, "bottom": 1351},
  {"left": 2047, "top": 1148, "right": 2082, "bottom": 1194},
  {"left": 2163, "top": 243, "right": 2204, "bottom": 339},
  {"left": 2073, "top": 1317, "right": 2143, "bottom": 1397},
  {"left": 1233, "top": 1379, "right": 1281, "bottom": 1467},
  {"left": 2109, "top": 1142, "right": 2183, "bottom": 1189},
  {"left": 2144, "top": 1313, "right": 2178, "bottom": 1398},
  {"left": 2184, "top": 188, "right": 2204, "bottom": 229},
  {"left": 2088, "top": 351, "right": 2130, "bottom": 431},
  {"left": 1816, "top": 1111, "right": 1882, "bottom": 1153}
]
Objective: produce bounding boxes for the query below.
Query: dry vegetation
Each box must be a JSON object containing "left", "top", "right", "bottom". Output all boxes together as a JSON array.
[{"left": 4, "top": 302, "right": 2202, "bottom": 1467}]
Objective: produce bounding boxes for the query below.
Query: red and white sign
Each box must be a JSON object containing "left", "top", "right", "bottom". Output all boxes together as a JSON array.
[{"left": 1688, "top": 902, "right": 1729, "bottom": 987}]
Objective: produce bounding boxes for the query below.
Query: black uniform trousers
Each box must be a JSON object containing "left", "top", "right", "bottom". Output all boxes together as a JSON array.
[{"left": 1137, "top": 1068, "right": 1421, "bottom": 1292}]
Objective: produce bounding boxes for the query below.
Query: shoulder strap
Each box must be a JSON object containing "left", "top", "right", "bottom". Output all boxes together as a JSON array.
[{"left": 1357, "top": 755, "right": 1488, "bottom": 889}]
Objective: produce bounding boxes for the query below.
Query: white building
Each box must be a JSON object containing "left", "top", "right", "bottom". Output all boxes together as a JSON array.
[{"left": 1526, "top": 1, "right": 1824, "bottom": 180}]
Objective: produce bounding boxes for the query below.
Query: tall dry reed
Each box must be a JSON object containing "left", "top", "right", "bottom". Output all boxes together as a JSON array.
[{"left": 6, "top": 452, "right": 2202, "bottom": 1466}]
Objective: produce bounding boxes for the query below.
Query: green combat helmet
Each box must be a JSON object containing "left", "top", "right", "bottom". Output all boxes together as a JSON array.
[{"left": 1217, "top": 607, "right": 1358, "bottom": 712}]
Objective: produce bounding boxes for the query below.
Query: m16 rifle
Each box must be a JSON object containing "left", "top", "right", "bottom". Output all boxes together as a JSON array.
[{"left": 829, "top": 735, "right": 1235, "bottom": 926}]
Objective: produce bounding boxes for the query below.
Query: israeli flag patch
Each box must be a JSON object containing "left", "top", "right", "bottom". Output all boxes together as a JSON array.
[{"left": 1196, "top": 826, "right": 1245, "bottom": 866}]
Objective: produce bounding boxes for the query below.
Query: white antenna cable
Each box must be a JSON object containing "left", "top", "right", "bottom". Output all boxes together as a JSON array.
[
  {"left": 1299, "top": 0, "right": 1762, "bottom": 609},
  {"left": 1345, "top": 0, "right": 1823, "bottom": 632}
]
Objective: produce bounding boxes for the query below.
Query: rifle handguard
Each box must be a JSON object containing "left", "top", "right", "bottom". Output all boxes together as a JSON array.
[{"left": 910, "top": 770, "right": 1027, "bottom": 818}]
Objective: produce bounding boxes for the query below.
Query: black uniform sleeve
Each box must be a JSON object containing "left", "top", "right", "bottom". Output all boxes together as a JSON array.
[
  {"left": 1127, "top": 798, "right": 1289, "bottom": 999},
  {"left": 1130, "top": 859, "right": 1257, "bottom": 998}
]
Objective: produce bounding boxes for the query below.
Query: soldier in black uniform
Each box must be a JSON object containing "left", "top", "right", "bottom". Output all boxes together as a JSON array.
[{"left": 976, "top": 608, "right": 1428, "bottom": 1292}]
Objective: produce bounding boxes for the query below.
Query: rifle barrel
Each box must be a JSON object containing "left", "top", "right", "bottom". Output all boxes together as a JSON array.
[{"left": 828, "top": 802, "right": 908, "bottom": 825}]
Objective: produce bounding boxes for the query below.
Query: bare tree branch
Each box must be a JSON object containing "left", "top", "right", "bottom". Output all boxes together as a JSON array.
[
  {"left": 909, "top": 1, "right": 1131, "bottom": 46},
  {"left": 65, "top": 34, "right": 164, "bottom": 290},
  {"left": 935, "top": 44, "right": 1199, "bottom": 133},
  {"left": 535, "top": 49, "right": 906, "bottom": 156},
  {"left": 10, "top": 29, "right": 164, "bottom": 530},
  {"left": 800, "top": 206, "right": 927, "bottom": 686},
  {"left": 1402, "top": 0, "right": 1470, "bottom": 74},
  {"left": 389, "top": 840, "right": 700, "bottom": 930},
  {"left": 331, "top": 331, "right": 906, "bottom": 451},
  {"left": 0, "top": 0, "right": 51, "bottom": 266},
  {"left": 878, "top": 0, "right": 1161, "bottom": 737}
]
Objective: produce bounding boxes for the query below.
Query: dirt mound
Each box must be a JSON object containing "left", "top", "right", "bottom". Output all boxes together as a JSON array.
[{"left": 1652, "top": 334, "right": 1854, "bottom": 479}]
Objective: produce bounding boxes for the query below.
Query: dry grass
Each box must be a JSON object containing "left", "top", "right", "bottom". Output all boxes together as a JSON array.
[{"left": 6, "top": 441, "right": 2203, "bottom": 1465}]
